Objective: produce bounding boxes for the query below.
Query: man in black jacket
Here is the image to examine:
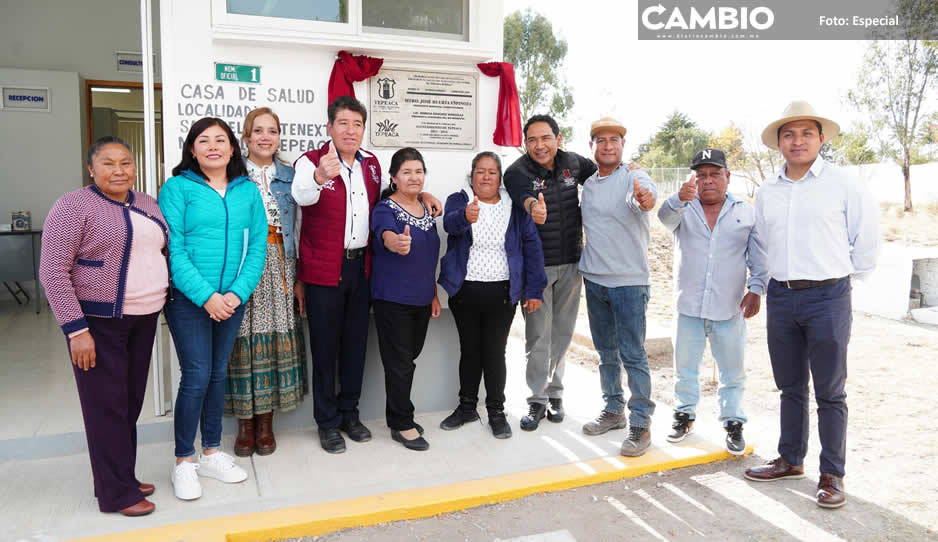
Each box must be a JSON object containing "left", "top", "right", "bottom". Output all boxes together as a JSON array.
[{"left": 504, "top": 115, "right": 597, "bottom": 431}]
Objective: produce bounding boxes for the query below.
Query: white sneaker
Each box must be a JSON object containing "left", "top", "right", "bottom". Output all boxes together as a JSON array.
[
  {"left": 198, "top": 451, "right": 248, "bottom": 483},
  {"left": 172, "top": 461, "right": 202, "bottom": 500}
]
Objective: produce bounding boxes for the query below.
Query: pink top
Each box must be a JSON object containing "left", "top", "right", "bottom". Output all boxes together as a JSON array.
[{"left": 123, "top": 211, "right": 169, "bottom": 314}]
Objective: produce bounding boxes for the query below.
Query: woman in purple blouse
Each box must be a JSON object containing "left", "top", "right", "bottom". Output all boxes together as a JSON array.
[
  {"left": 40, "top": 137, "right": 168, "bottom": 517},
  {"left": 370, "top": 147, "right": 441, "bottom": 451}
]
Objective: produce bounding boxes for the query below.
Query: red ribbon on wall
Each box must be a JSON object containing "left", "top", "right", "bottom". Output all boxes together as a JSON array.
[
  {"left": 327, "top": 50, "right": 384, "bottom": 105},
  {"left": 477, "top": 62, "right": 522, "bottom": 147}
]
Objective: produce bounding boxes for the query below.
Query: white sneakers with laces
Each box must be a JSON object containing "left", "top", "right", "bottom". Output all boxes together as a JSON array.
[
  {"left": 172, "top": 451, "right": 248, "bottom": 500},
  {"left": 197, "top": 451, "right": 249, "bottom": 483},
  {"left": 171, "top": 461, "right": 202, "bottom": 500}
]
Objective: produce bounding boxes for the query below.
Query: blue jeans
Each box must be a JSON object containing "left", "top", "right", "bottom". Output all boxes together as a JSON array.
[
  {"left": 585, "top": 280, "right": 655, "bottom": 428},
  {"left": 673, "top": 313, "right": 747, "bottom": 426},
  {"left": 165, "top": 291, "right": 246, "bottom": 458}
]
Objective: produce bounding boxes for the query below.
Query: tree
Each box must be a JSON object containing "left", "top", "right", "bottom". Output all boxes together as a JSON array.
[
  {"left": 636, "top": 111, "right": 711, "bottom": 168},
  {"left": 825, "top": 125, "right": 879, "bottom": 166},
  {"left": 504, "top": 10, "right": 575, "bottom": 142},
  {"left": 709, "top": 123, "right": 781, "bottom": 197},
  {"left": 847, "top": 0, "right": 938, "bottom": 212}
]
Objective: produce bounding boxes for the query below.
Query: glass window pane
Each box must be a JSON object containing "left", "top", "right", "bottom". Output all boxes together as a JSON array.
[
  {"left": 362, "top": 0, "right": 467, "bottom": 39},
  {"left": 227, "top": 0, "right": 348, "bottom": 23}
]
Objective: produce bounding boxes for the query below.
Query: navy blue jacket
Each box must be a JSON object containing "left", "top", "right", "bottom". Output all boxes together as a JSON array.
[{"left": 438, "top": 188, "right": 547, "bottom": 304}]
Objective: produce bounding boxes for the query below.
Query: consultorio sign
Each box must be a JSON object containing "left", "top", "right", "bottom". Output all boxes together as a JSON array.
[{"left": 370, "top": 68, "right": 477, "bottom": 150}]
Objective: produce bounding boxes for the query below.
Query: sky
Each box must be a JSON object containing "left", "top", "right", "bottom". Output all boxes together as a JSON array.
[{"left": 503, "top": 0, "right": 871, "bottom": 160}]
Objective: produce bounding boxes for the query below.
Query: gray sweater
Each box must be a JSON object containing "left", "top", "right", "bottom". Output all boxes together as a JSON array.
[{"left": 578, "top": 164, "right": 657, "bottom": 287}]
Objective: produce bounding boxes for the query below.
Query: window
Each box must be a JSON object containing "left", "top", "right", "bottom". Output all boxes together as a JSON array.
[
  {"left": 362, "top": 0, "right": 468, "bottom": 41},
  {"left": 226, "top": 0, "right": 348, "bottom": 23}
]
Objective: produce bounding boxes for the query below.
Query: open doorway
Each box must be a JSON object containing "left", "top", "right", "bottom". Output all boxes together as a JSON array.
[{"left": 85, "top": 80, "right": 164, "bottom": 191}]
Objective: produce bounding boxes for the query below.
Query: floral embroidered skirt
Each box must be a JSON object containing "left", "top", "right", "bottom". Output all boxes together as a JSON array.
[{"left": 225, "top": 243, "right": 308, "bottom": 418}]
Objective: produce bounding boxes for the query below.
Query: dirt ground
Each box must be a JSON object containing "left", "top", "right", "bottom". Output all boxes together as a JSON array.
[
  {"left": 569, "top": 206, "right": 938, "bottom": 532},
  {"left": 285, "top": 204, "right": 938, "bottom": 541}
]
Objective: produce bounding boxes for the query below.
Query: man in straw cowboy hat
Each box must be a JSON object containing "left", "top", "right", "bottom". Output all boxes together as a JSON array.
[
  {"left": 578, "top": 117, "right": 658, "bottom": 457},
  {"left": 744, "top": 101, "right": 880, "bottom": 509}
]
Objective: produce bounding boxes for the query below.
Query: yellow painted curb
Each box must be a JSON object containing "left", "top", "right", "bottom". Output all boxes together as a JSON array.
[{"left": 71, "top": 442, "right": 752, "bottom": 542}]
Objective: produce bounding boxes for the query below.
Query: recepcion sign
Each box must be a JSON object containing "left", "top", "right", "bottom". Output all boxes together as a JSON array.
[
  {"left": 369, "top": 68, "right": 477, "bottom": 150},
  {"left": 1, "top": 86, "right": 50, "bottom": 112},
  {"left": 215, "top": 63, "right": 261, "bottom": 84}
]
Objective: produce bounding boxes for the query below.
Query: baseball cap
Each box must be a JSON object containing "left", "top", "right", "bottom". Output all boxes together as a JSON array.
[
  {"left": 590, "top": 117, "right": 627, "bottom": 138},
  {"left": 690, "top": 148, "right": 727, "bottom": 170}
]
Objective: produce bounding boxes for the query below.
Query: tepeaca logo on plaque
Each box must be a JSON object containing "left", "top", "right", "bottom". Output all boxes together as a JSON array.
[{"left": 370, "top": 68, "right": 477, "bottom": 150}]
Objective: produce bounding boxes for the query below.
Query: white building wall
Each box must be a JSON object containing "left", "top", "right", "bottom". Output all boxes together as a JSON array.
[
  {"left": 159, "top": 0, "right": 507, "bottom": 424},
  {"left": 0, "top": 68, "right": 83, "bottom": 226}
]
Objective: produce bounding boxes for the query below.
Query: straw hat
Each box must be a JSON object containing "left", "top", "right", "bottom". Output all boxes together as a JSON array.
[
  {"left": 590, "top": 117, "right": 627, "bottom": 138},
  {"left": 761, "top": 101, "right": 840, "bottom": 149}
]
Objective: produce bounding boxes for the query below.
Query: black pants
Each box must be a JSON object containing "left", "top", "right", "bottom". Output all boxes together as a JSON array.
[
  {"left": 372, "top": 299, "right": 431, "bottom": 431},
  {"left": 304, "top": 257, "right": 370, "bottom": 429},
  {"left": 68, "top": 312, "right": 159, "bottom": 512},
  {"left": 767, "top": 278, "right": 851, "bottom": 477},
  {"left": 449, "top": 281, "right": 517, "bottom": 413}
]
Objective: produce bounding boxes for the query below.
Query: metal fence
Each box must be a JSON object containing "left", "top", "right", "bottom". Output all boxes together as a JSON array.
[{"left": 645, "top": 167, "right": 689, "bottom": 196}]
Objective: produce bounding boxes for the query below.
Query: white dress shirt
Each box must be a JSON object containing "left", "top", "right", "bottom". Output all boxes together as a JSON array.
[
  {"left": 292, "top": 142, "right": 388, "bottom": 250},
  {"left": 754, "top": 157, "right": 880, "bottom": 282}
]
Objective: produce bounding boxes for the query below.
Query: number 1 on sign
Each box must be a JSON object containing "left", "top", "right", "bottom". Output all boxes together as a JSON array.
[{"left": 250, "top": 68, "right": 257, "bottom": 82}]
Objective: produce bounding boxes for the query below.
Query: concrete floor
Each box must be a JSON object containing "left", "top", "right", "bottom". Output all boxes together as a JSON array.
[{"left": 1, "top": 301, "right": 726, "bottom": 542}]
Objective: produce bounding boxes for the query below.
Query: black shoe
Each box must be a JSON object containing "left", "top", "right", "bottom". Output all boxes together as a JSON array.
[
  {"left": 547, "top": 398, "right": 565, "bottom": 422},
  {"left": 339, "top": 419, "right": 372, "bottom": 442},
  {"left": 666, "top": 412, "right": 694, "bottom": 443},
  {"left": 415, "top": 422, "right": 425, "bottom": 435},
  {"left": 391, "top": 429, "right": 430, "bottom": 451},
  {"left": 488, "top": 412, "right": 512, "bottom": 439},
  {"left": 520, "top": 403, "right": 547, "bottom": 431},
  {"left": 725, "top": 421, "right": 745, "bottom": 456},
  {"left": 318, "top": 427, "right": 346, "bottom": 454},
  {"left": 440, "top": 407, "right": 480, "bottom": 431}
]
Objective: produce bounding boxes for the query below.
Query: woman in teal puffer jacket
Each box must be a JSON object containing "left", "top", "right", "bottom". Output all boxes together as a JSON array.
[{"left": 158, "top": 117, "right": 267, "bottom": 502}]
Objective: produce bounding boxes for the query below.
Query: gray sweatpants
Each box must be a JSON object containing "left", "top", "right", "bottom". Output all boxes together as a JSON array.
[{"left": 523, "top": 263, "right": 582, "bottom": 405}]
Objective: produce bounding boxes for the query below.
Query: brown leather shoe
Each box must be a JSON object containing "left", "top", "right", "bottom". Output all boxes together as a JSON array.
[
  {"left": 817, "top": 473, "right": 846, "bottom": 509},
  {"left": 255, "top": 412, "right": 277, "bottom": 456},
  {"left": 234, "top": 418, "right": 255, "bottom": 457},
  {"left": 119, "top": 498, "right": 155, "bottom": 517},
  {"left": 139, "top": 482, "right": 155, "bottom": 496},
  {"left": 744, "top": 457, "right": 805, "bottom": 481}
]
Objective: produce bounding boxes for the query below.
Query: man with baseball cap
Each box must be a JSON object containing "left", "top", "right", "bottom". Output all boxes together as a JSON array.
[
  {"left": 657, "top": 148, "right": 767, "bottom": 455},
  {"left": 578, "top": 116, "right": 659, "bottom": 457},
  {"left": 745, "top": 101, "right": 879, "bottom": 509}
]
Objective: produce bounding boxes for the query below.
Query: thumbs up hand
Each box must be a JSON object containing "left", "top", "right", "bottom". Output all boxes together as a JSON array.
[
  {"left": 679, "top": 172, "right": 698, "bottom": 202},
  {"left": 530, "top": 192, "right": 547, "bottom": 225},
  {"left": 465, "top": 195, "right": 480, "bottom": 223},
  {"left": 383, "top": 224, "right": 412, "bottom": 255},
  {"left": 315, "top": 143, "right": 342, "bottom": 185},
  {"left": 633, "top": 178, "right": 655, "bottom": 211}
]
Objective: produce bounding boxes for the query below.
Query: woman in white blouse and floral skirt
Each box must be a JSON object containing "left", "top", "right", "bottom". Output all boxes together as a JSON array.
[
  {"left": 437, "top": 152, "right": 547, "bottom": 439},
  {"left": 226, "top": 107, "right": 307, "bottom": 456}
]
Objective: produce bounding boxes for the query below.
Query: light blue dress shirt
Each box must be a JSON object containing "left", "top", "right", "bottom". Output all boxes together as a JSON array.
[
  {"left": 754, "top": 158, "right": 880, "bottom": 282},
  {"left": 658, "top": 192, "right": 768, "bottom": 321}
]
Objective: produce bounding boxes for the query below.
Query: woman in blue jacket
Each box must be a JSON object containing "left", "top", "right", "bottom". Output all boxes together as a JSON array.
[
  {"left": 437, "top": 151, "right": 547, "bottom": 439},
  {"left": 159, "top": 117, "right": 267, "bottom": 501},
  {"left": 226, "top": 107, "right": 307, "bottom": 458}
]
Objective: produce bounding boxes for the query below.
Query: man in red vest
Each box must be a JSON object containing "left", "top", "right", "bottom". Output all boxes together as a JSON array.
[{"left": 292, "top": 95, "right": 441, "bottom": 453}]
